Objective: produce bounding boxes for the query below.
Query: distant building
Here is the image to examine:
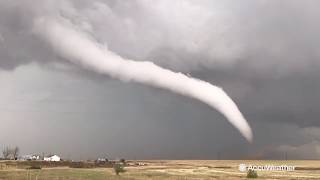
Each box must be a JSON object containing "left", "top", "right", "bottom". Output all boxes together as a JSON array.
[
  {"left": 19, "top": 154, "right": 40, "bottom": 161},
  {"left": 97, "top": 158, "right": 108, "bottom": 162},
  {"left": 44, "top": 155, "right": 61, "bottom": 162}
]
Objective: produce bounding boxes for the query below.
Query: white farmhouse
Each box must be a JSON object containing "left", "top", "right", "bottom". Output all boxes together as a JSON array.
[{"left": 44, "top": 155, "right": 61, "bottom": 162}]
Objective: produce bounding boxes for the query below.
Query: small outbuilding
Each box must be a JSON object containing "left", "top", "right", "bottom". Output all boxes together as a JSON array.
[{"left": 19, "top": 154, "right": 40, "bottom": 161}]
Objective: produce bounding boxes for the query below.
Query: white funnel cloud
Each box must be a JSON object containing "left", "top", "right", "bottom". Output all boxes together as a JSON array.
[{"left": 33, "top": 16, "right": 253, "bottom": 142}]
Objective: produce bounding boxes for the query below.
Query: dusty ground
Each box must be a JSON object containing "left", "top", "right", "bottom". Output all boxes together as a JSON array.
[
  {"left": 1, "top": 160, "right": 320, "bottom": 179},
  {"left": 128, "top": 160, "right": 320, "bottom": 179}
]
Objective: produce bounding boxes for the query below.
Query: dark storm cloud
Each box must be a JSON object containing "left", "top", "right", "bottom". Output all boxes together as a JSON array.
[
  {"left": 1, "top": 0, "right": 320, "bottom": 159},
  {"left": 0, "top": 1, "right": 72, "bottom": 72},
  {"left": 1, "top": 0, "right": 320, "bottom": 72}
]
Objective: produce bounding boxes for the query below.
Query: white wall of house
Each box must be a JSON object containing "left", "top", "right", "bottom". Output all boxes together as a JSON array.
[{"left": 44, "top": 155, "right": 61, "bottom": 161}]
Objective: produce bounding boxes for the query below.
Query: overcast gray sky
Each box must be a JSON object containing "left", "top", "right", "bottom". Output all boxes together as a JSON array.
[{"left": 1, "top": 0, "right": 320, "bottom": 160}]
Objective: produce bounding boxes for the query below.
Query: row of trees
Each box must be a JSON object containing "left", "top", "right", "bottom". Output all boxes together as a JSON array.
[{"left": 2, "top": 146, "right": 19, "bottom": 160}]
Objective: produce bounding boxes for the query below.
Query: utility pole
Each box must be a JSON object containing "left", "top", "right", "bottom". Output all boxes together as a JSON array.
[{"left": 284, "top": 152, "right": 288, "bottom": 160}]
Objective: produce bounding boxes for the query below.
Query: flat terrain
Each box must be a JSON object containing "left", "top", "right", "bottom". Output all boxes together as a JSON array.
[{"left": 1, "top": 160, "right": 320, "bottom": 179}]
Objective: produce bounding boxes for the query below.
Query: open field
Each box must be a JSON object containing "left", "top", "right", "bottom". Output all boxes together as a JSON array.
[{"left": 1, "top": 160, "right": 320, "bottom": 179}]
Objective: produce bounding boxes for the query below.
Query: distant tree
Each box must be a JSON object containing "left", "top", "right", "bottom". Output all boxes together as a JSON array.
[
  {"left": 2, "top": 146, "right": 11, "bottom": 160},
  {"left": 120, "top": 158, "right": 126, "bottom": 164},
  {"left": 247, "top": 169, "right": 258, "bottom": 178},
  {"left": 113, "top": 163, "right": 126, "bottom": 175},
  {"left": 12, "top": 146, "right": 19, "bottom": 160}
]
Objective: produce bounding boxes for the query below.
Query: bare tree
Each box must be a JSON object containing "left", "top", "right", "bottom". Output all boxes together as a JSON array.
[
  {"left": 12, "top": 146, "right": 19, "bottom": 160},
  {"left": 2, "top": 146, "right": 11, "bottom": 160}
]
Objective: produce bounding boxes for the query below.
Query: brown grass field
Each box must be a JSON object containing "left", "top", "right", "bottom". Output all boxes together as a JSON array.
[{"left": 1, "top": 160, "right": 320, "bottom": 179}]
